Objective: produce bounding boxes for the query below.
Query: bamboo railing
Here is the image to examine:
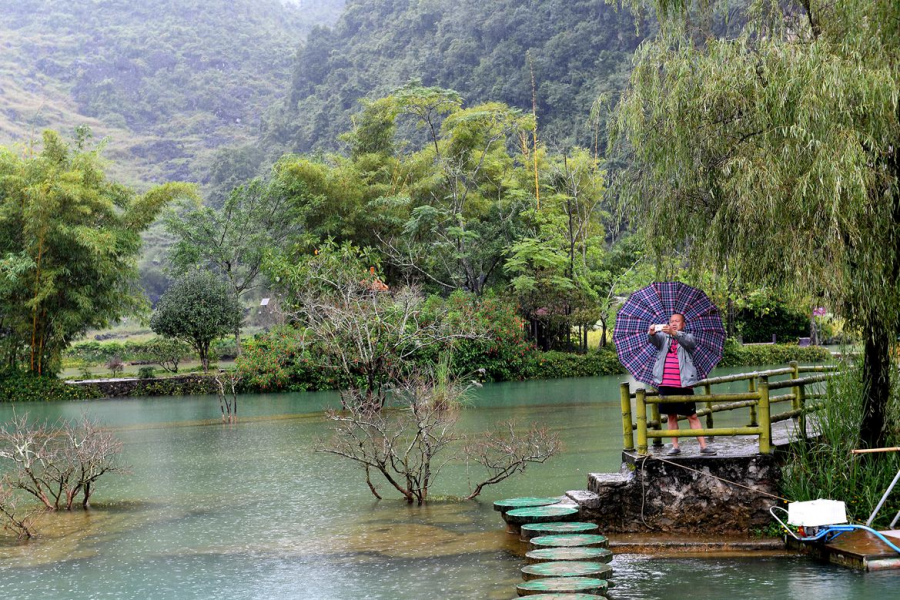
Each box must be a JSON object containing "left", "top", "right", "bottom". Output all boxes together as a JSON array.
[{"left": 619, "top": 361, "right": 839, "bottom": 455}]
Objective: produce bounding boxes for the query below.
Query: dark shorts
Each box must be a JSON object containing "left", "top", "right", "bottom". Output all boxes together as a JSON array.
[{"left": 657, "top": 386, "right": 696, "bottom": 417}]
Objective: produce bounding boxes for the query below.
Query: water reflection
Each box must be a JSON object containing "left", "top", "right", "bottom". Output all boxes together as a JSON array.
[{"left": 1, "top": 369, "right": 894, "bottom": 599}]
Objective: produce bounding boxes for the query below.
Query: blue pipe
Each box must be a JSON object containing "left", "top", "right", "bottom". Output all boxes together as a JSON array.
[{"left": 800, "top": 524, "right": 900, "bottom": 554}]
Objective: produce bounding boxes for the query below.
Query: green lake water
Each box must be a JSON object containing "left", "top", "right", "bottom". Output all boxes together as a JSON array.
[{"left": 1, "top": 368, "right": 896, "bottom": 599}]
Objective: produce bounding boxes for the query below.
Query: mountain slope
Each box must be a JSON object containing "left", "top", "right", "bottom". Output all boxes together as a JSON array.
[
  {"left": 270, "top": 0, "right": 644, "bottom": 155},
  {"left": 0, "top": 0, "right": 345, "bottom": 186}
]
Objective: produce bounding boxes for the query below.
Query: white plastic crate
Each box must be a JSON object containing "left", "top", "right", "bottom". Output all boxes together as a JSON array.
[{"left": 787, "top": 499, "right": 848, "bottom": 527}]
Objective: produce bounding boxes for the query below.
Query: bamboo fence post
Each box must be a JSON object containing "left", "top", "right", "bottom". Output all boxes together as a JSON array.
[
  {"left": 649, "top": 400, "right": 663, "bottom": 448},
  {"left": 636, "top": 388, "right": 648, "bottom": 454},
  {"left": 790, "top": 360, "right": 801, "bottom": 416},
  {"left": 797, "top": 381, "right": 808, "bottom": 442},
  {"left": 703, "top": 382, "right": 714, "bottom": 440},
  {"left": 748, "top": 377, "right": 758, "bottom": 427},
  {"left": 620, "top": 383, "right": 634, "bottom": 451},
  {"left": 758, "top": 377, "right": 772, "bottom": 454}
]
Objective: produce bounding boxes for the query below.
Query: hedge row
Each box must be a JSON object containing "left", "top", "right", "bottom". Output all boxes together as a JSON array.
[
  {"left": 64, "top": 338, "right": 237, "bottom": 365},
  {"left": 0, "top": 373, "right": 103, "bottom": 402}
]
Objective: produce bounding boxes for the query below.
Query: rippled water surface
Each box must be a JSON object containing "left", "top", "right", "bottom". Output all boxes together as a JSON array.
[{"left": 1, "top": 368, "right": 896, "bottom": 599}]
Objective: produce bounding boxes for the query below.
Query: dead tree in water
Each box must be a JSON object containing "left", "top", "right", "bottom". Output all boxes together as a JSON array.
[
  {"left": 214, "top": 371, "right": 241, "bottom": 423},
  {"left": 0, "top": 414, "right": 124, "bottom": 511}
]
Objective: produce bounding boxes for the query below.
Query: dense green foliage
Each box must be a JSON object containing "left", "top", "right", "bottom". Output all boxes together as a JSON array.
[
  {"left": 268, "top": 85, "right": 641, "bottom": 349},
  {"left": 0, "top": 129, "right": 194, "bottom": 375},
  {"left": 0, "top": 0, "right": 345, "bottom": 184},
  {"left": 270, "top": 0, "right": 642, "bottom": 154},
  {"left": 611, "top": 0, "right": 900, "bottom": 446},
  {"left": 149, "top": 271, "right": 242, "bottom": 371},
  {"left": 0, "top": 372, "right": 102, "bottom": 402},
  {"left": 780, "top": 367, "right": 900, "bottom": 527}
]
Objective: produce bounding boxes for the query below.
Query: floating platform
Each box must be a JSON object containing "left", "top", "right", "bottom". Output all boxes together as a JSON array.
[{"left": 789, "top": 528, "right": 900, "bottom": 571}]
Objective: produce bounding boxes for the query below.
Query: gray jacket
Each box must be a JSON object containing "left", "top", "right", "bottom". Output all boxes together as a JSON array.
[{"left": 649, "top": 331, "right": 699, "bottom": 388}]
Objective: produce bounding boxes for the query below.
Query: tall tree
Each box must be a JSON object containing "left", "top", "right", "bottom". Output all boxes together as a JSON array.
[
  {"left": 165, "top": 178, "right": 300, "bottom": 354},
  {"left": 611, "top": 0, "right": 900, "bottom": 447},
  {"left": 0, "top": 129, "right": 194, "bottom": 375}
]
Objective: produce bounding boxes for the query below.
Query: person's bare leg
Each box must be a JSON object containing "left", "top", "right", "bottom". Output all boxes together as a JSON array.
[
  {"left": 667, "top": 414, "right": 680, "bottom": 449},
  {"left": 687, "top": 414, "right": 707, "bottom": 449}
]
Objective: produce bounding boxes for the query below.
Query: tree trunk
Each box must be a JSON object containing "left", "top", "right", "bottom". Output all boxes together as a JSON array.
[{"left": 860, "top": 323, "right": 890, "bottom": 449}]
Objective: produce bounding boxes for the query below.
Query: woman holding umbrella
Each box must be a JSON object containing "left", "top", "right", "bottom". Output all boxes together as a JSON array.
[
  {"left": 648, "top": 313, "right": 716, "bottom": 456},
  {"left": 614, "top": 281, "right": 725, "bottom": 456}
]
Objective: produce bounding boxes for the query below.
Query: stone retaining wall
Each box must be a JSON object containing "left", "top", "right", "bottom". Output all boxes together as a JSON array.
[
  {"left": 67, "top": 374, "right": 218, "bottom": 398},
  {"left": 571, "top": 451, "right": 781, "bottom": 535}
]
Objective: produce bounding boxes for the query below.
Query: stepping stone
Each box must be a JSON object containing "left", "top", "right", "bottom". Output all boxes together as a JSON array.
[
  {"left": 508, "top": 595, "right": 603, "bottom": 600},
  {"left": 505, "top": 506, "right": 579, "bottom": 525},
  {"left": 521, "top": 561, "right": 614, "bottom": 581},
  {"left": 530, "top": 534, "right": 609, "bottom": 549},
  {"left": 526, "top": 547, "right": 613, "bottom": 564},
  {"left": 494, "top": 497, "right": 562, "bottom": 512},
  {"left": 521, "top": 521, "right": 598, "bottom": 539},
  {"left": 516, "top": 576, "right": 608, "bottom": 597}
]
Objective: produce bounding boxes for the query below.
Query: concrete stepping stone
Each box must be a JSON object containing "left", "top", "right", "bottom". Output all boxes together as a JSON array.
[
  {"left": 526, "top": 547, "right": 613, "bottom": 564},
  {"left": 516, "top": 576, "right": 609, "bottom": 597},
  {"left": 521, "top": 561, "right": 613, "bottom": 581},
  {"left": 494, "top": 497, "right": 562, "bottom": 512},
  {"left": 521, "top": 521, "right": 598, "bottom": 539},
  {"left": 530, "top": 534, "right": 609, "bottom": 549},
  {"left": 509, "top": 595, "right": 603, "bottom": 600},
  {"left": 505, "top": 506, "right": 579, "bottom": 525}
]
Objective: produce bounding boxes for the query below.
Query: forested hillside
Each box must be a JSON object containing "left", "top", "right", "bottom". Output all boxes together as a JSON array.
[
  {"left": 0, "top": 0, "right": 344, "bottom": 186},
  {"left": 269, "top": 0, "right": 644, "bottom": 154}
]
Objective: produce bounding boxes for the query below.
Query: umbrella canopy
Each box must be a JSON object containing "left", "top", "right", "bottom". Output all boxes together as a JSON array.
[{"left": 613, "top": 281, "right": 726, "bottom": 386}]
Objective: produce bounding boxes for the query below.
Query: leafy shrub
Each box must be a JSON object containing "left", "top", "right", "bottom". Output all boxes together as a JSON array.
[
  {"left": 0, "top": 372, "right": 103, "bottom": 402},
  {"left": 736, "top": 304, "right": 810, "bottom": 343},
  {"left": 718, "top": 338, "right": 832, "bottom": 367},
  {"left": 527, "top": 347, "right": 625, "bottom": 380},
  {"left": 236, "top": 326, "right": 344, "bottom": 392},
  {"left": 419, "top": 292, "right": 536, "bottom": 382},
  {"left": 137, "top": 366, "right": 156, "bottom": 379},
  {"left": 106, "top": 356, "right": 125, "bottom": 376}
]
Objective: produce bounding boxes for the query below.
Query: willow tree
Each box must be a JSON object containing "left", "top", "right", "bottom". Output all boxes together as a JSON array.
[
  {"left": 0, "top": 129, "right": 195, "bottom": 375},
  {"left": 611, "top": 0, "right": 900, "bottom": 447}
]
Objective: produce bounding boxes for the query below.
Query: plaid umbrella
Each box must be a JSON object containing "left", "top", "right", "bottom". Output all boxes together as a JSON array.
[{"left": 613, "top": 282, "right": 726, "bottom": 386}]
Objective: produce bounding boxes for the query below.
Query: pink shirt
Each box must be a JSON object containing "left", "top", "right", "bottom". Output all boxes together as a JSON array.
[{"left": 661, "top": 339, "right": 682, "bottom": 386}]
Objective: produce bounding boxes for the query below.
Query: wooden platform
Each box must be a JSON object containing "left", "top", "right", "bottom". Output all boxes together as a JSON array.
[{"left": 789, "top": 529, "right": 900, "bottom": 571}]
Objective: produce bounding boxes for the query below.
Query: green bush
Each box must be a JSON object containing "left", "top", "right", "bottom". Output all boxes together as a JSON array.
[
  {"left": 718, "top": 338, "right": 832, "bottom": 367},
  {"left": 527, "top": 347, "right": 625, "bottom": 380},
  {"left": 736, "top": 304, "right": 810, "bottom": 344},
  {"left": 236, "top": 326, "right": 344, "bottom": 392},
  {"left": 0, "top": 372, "right": 103, "bottom": 402},
  {"left": 138, "top": 366, "right": 156, "bottom": 379}
]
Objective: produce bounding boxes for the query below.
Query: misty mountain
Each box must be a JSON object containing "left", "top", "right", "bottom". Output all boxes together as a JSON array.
[
  {"left": 269, "top": 0, "right": 644, "bottom": 155},
  {"left": 0, "top": 0, "right": 345, "bottom": 186}
]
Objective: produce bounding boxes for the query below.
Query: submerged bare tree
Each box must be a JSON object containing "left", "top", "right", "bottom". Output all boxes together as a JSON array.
[
  {"left": 318, "top": 365, "right": 560, "bottom": 504},
  {"left": 0, "top": 480, "right": 37, "bottom": 539},
  {"left": 214, "top": 370, "right": 241, "bottom": 423},
  {"left": 318, "top": 369, "right": 462, "bottom": 504},
  {"left": 463, "top": 421, "right": 561, "bottom": 500},
  {"left": 0, "top": 414, "right": 125, "bottom": 511}
]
